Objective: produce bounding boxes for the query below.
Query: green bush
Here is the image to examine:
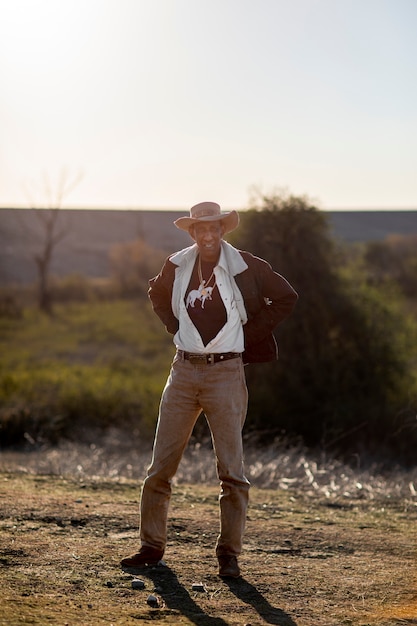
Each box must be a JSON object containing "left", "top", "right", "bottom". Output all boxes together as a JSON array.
[
  {"left": 0, "top": 300, "right": 175, "bottom": 446},
  {"left": 230, "top": 192, "right": 417, "bottom": 464},
  {"left": 363, "top": 234, "right": 417, "bottom": 298}
]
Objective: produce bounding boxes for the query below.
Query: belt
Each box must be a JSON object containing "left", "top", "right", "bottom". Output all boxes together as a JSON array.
[{"left": 177, "top": 350, "right": 242, "bottom": 365}]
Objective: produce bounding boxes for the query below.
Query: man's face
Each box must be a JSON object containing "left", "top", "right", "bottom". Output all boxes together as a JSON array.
[{"left": 191, "top": 221, "right": 224, "bottom": 262}]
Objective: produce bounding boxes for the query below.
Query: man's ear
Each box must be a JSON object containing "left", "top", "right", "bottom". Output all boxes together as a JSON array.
[{"left": 188, "top": 225, "right": 196, "bottom": 240}]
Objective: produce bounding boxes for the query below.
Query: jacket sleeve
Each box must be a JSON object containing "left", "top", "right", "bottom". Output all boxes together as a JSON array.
[
  {"left": 148, "top": 258, "right": 179, "bottom": 335},
  {"left": 241, "top": 256, "right": 298, "bottom": 349}
]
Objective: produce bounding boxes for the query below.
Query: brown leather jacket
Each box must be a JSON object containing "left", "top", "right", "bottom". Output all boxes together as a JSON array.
[{"left": 148, "top": 249, "right": 298, "bottom": 363}]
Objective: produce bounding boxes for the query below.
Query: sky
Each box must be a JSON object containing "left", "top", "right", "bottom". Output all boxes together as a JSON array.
[{"left": 1, "top": 0, "right": 416, "bottom": 211}]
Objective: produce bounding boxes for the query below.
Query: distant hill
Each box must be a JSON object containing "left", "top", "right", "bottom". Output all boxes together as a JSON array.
[{"left": 1, "top": 208, "right": 417, "bottom": 285}]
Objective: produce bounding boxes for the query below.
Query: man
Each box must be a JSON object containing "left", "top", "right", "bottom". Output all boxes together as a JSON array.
[{"left": 121, "top": 201, "right": 298, "bottom": 578}]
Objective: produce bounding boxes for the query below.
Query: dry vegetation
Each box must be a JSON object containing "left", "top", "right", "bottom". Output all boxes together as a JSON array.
[{"left": 1, "top": 440, "right": 416, "bottom": 626}]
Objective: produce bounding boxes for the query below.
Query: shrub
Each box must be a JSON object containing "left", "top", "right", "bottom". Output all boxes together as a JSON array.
[
  {"left": 0, "top": 300, "right": 174, "bottom": 447},
  {"left": 109, "top": 238, "right": 166, "bottom": 297},
  {"left": 230, "top": 192, "right": 417, "bottom": 464}
]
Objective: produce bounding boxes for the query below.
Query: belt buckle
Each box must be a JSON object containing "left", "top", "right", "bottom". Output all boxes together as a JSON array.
[{"left": 188, "top": 354, "right": 208, "bottom": 365}]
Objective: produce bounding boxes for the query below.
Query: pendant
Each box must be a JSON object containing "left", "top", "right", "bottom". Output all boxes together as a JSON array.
[{"left": 186, "top": 281, "right": 213, "bottom": 309}]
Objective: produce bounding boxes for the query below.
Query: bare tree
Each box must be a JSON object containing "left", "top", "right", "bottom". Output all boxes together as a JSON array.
[{"left": 23, "top": 169, "right": 83, "bottom": 314}]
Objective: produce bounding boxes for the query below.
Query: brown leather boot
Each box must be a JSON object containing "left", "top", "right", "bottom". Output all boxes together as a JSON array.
[
  {"left": 120, "top": 546, "right": 164, "bottom": 568},
  {"left": 218, "top": 554, "right": 240, "bottom": 578}
]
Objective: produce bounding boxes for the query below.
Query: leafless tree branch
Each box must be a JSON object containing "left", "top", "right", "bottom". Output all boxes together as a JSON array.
[{"left": 20, "top": 168, "right": 83, "bottom": 314}]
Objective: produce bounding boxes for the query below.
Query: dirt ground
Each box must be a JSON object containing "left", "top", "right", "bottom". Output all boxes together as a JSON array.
[{"left": 0, "top": 471, "right": 416, "bottom": 626}]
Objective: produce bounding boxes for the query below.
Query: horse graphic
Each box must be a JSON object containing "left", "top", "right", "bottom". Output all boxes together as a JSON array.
[{"left": 186, "top": 283, "right": 213, "bottom": 309}]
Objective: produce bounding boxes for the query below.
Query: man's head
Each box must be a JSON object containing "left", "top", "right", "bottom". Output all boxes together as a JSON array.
[
  {"left": 189, "top": 220, "right": 224, "bottom": 262},
  {"left": 174, "top": 202, "right": 239, "bottom": 262}
]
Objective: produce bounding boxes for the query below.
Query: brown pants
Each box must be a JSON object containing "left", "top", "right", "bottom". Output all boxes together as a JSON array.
[{"left": 140, "top": 353, "right": 250, "bottom": 556}]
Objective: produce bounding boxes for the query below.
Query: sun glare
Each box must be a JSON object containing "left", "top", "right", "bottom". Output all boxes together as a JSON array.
[{"left": 1, "top": 0, "right": 93, "bottom": 75}]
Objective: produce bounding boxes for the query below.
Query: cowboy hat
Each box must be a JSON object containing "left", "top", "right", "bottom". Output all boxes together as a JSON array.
[{"left": 174, "top": 202, "right": 239, "bottom": 234}]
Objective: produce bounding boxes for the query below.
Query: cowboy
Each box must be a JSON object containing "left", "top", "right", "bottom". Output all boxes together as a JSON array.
[{"left": 121, "top": 202, "right": 298, "bottom": 578}]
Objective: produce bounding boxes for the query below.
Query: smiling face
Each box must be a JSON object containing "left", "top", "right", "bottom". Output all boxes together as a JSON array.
[{"left": 190, "top": 220, "right": 224, "bottom": 262}]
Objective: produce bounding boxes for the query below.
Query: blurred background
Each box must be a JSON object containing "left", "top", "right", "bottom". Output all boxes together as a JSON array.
[{"left": 1, "top": 1, "right": 416, "bottom": 472}]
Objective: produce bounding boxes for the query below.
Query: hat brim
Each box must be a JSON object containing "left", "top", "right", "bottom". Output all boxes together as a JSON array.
[{"left": 174, "top": 210, "right": 239, "bottom": 234}]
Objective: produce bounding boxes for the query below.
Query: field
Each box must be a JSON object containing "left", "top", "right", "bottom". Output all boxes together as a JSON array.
[
  {"left": 1, "top": 299, "right": 417, "bottom": 624},
  {"left": 0, "top": 462, "right": 416, "bottom": 626},
  {"left": 0, "top": 300, "right": 175, "bottom": 445}
]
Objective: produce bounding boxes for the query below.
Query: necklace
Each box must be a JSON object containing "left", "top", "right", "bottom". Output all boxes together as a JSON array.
[
  {"left": 185, "top": 256, "right": 217, "bottom": 309},
  {"left": 197, "top": 256, "right": 216, "bottom": 295}
]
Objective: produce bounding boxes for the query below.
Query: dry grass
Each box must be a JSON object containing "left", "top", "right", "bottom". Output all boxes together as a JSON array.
[
  {"left": 1, "top": 440, "right": 416, "bottom": 625},
  {"left": 2, "top": 432, "right": 416, "bottom": 500}
]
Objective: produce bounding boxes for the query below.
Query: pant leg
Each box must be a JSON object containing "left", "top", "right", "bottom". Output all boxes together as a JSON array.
[
  {"left": 199, "top": 357, "right": 249, "bottom": 557},
  {"left": 140, "top": 356, "right": 202, "bottom": 551}
]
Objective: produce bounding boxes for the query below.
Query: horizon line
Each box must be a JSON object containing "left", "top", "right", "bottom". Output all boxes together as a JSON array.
[{"left": 1, "top": 205, "right": 417, "bottom": 212}]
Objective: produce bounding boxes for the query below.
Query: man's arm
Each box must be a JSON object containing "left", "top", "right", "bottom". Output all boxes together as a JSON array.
[
  {"left": 148, "top": 259, "right": 179, "bottom": 335},
  {"left": 240, "top": 256, "right": 298, "bottom": 348}
]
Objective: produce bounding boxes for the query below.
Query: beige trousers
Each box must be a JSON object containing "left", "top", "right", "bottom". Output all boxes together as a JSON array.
[{"left": 139, "top": 353, "right": 250, "bottom": 556}]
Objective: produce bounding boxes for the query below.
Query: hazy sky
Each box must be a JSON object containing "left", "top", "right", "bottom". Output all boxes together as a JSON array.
[{"left": 1, "top": 0, "right": 416, "bottom": 210}]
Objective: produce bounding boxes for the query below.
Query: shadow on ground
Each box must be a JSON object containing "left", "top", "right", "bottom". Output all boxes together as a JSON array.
[
  {"left": 224, "top": 576, "right": 297, "bottom": 625},
  {"left": 124, "top": 564, "right": 297, "bottom": 626}
]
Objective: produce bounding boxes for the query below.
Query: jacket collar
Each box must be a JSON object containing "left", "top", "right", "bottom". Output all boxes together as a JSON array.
[{"left": 170, "top": 241, "right": 248, "bottom": 276}]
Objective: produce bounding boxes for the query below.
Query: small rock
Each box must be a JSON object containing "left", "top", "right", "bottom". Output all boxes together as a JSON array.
[
  {"left": 131, "top": 578, "right": 145, "bottom": 590},
  {"left": 105, "top": 581, "right": 114, "bottom": 588},
  {"left": 269, "top": 546, "right": 299, "bottom": 554},
  {"left": 147, "top": 594, "right": 159, "bottom": 607},
  {"left": 192, "top": 583, "right": 206, "bottom": 592}
]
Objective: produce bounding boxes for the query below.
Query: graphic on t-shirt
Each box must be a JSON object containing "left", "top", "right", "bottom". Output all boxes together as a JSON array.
[{"left": 186, "top": 281, "right": 213, "bottom": 309}]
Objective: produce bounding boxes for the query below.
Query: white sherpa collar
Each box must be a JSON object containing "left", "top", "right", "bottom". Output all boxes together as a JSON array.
[{"left": 170, "top": 241, "right": 248, "bottom": 276}]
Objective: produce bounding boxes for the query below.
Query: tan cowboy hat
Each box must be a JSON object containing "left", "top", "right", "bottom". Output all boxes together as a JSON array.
[{"left": 174, "top": 202, "right": 239, "bottom": 234}]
